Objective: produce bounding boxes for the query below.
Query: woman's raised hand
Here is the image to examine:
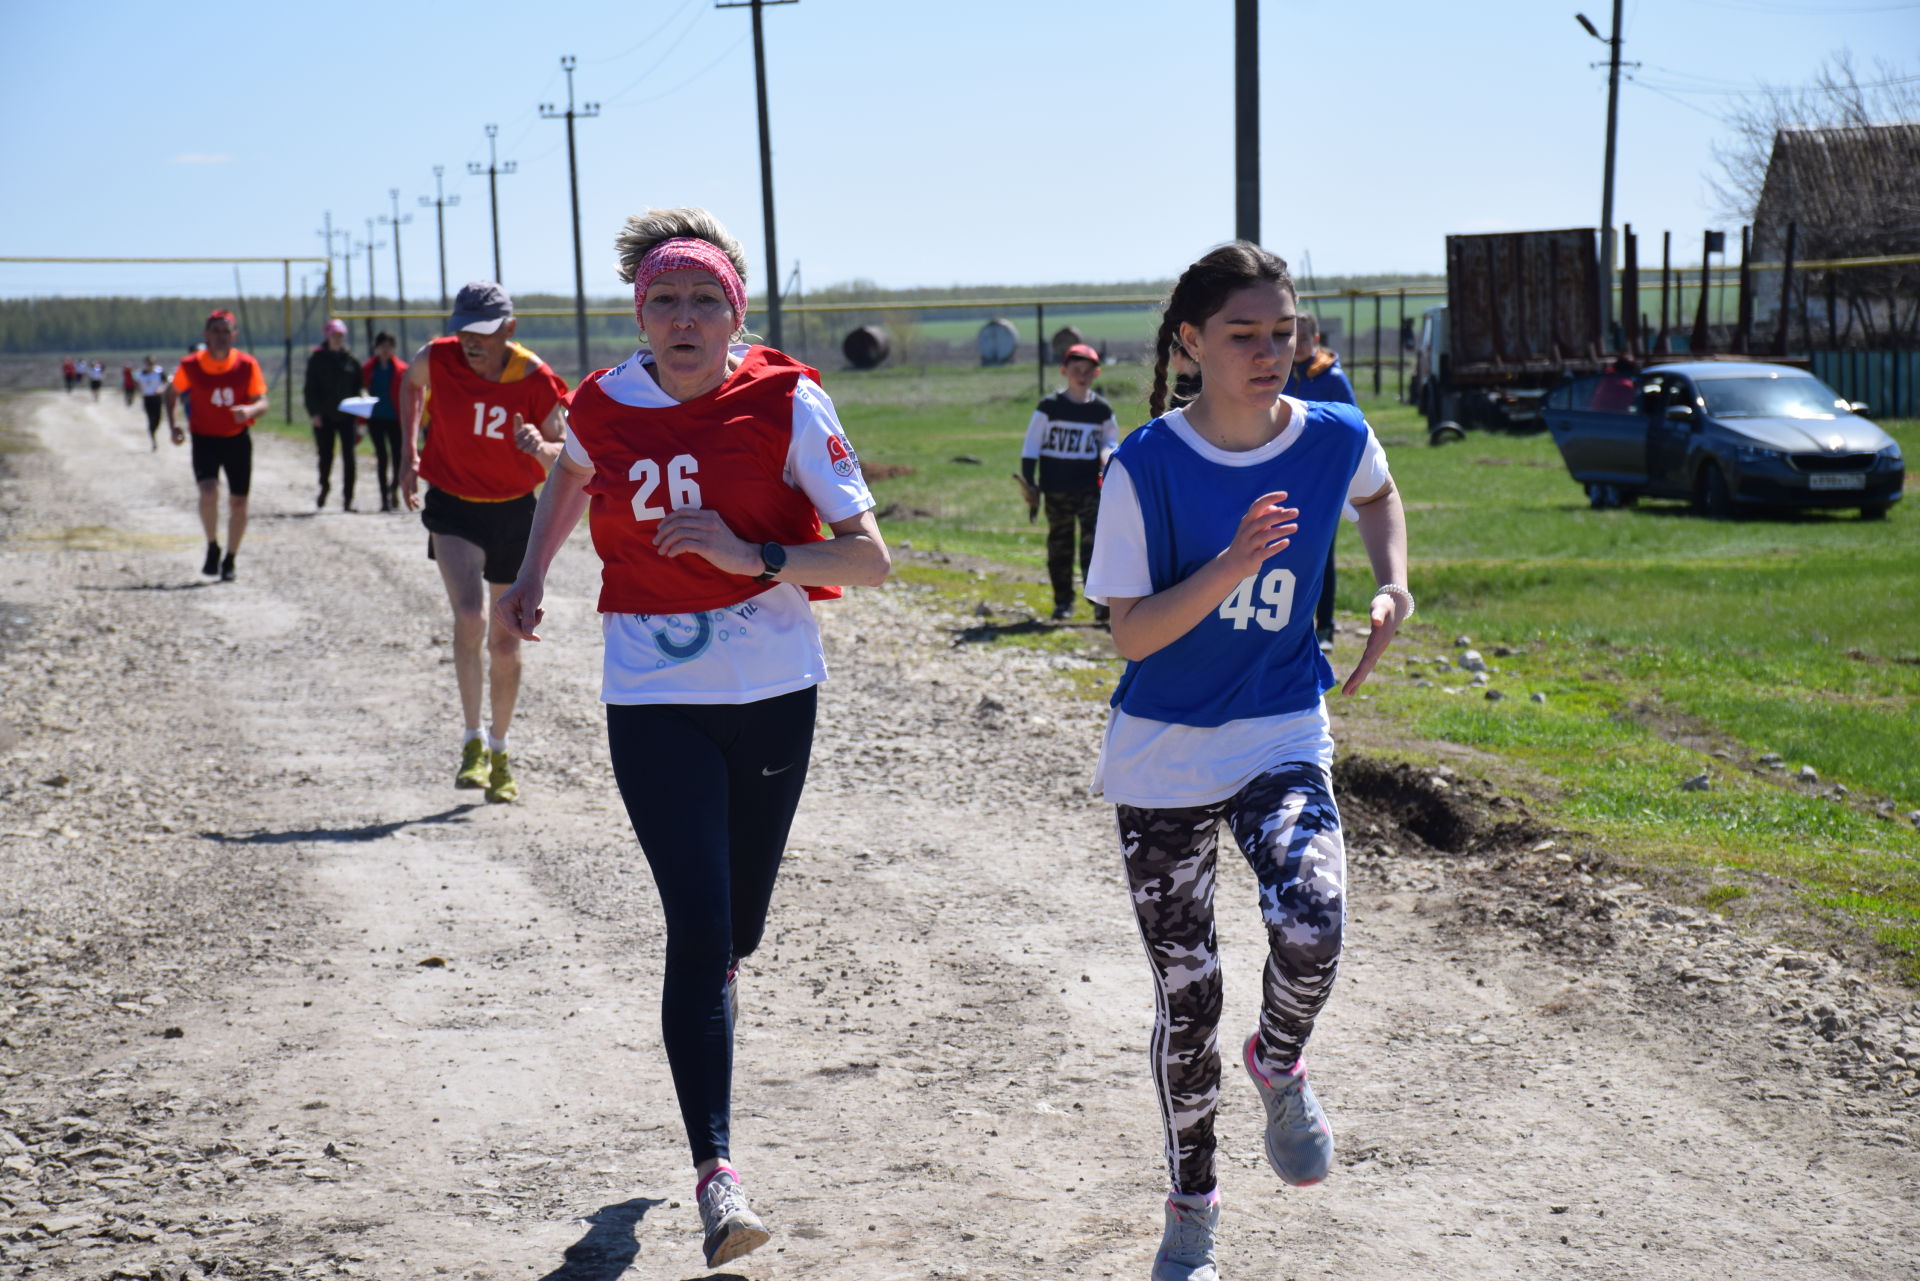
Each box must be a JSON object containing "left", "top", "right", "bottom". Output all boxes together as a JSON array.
[
  {"left": 1218, "top": 491, "right": 1300, "bottom": 580},
  {"left": 1340, "top": 590, "right": 1410, "bottom": 696},
  {"left": 653, "top": 507, "right": 761, "bottom": 577}
]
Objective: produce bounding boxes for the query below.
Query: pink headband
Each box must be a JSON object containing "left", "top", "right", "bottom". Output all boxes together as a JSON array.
[{"left": 633, "top": 238, "right": 746, "bottom": 330}]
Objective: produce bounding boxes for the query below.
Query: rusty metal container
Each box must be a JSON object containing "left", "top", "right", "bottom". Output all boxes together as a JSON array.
[{"left": 1445, "top": 229, "right": 1602, "bottom": 382}]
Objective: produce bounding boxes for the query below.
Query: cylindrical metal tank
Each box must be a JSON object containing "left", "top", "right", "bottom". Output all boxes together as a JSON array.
[
  {"left": 842, "top": 325, "right": 891, "bottom": 370},
  {"left": 977, "top": 318, "right": 1018, "bottom": 366},
  {"left": 1049, "top": 325, "right": 1089, "bottom": 362}
]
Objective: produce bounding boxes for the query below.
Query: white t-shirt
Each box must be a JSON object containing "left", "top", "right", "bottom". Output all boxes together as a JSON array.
[
  {"left": 563, "top": 347, "right": 875, "bottom": 705},
  {"left": 135, "top": 368, "right": 168, "bottom": 396},
  {"left": 1085, "top": 400, "right": 1392, "bottom": 808}
]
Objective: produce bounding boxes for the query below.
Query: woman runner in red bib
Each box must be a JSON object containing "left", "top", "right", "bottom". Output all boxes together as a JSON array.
[{"left": 496, "top": 207, "right": 890, "bottom": 1269}]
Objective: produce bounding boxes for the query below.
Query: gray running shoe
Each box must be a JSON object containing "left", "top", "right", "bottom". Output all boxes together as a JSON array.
[
  {"left": 697, "top": 1166, "right": 770, "bottom": 1268},
  {"left": 1242, "top": 1033, "right": 1333, "bottom": 1186},
  {"left": 1152, "top": 1191, "right": 1219, "bottom": 1281}
]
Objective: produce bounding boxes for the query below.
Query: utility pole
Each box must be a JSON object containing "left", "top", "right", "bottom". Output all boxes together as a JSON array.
[
  {"left": 718, "top": 0, "right": 797, "bottom": 349},
  {"left": 541, "top": 56, "right": 601, "bottom": 377},
  {"left": 380, "top": 189, "right": 413, "bottom": 352},
  {"left": 468, "top": 124, "right": 518, "bottom": 286},
  {"left": 1576, "top": 5, "right": 1625, "bottom": 340},
  {"left": 342, "top": 236, "right": 358, "bottom": 330},
  {"left": 363, "top": 218, "right": 386, "bottom": 351},
  {"left": 316, "top": 211, "right": 348, "bottom": 335},
  {"left": 1234, "top": 0, "right": 1259, "bottom": 244},
  {"left": 419, "top": 166, "right": 461, "bottom": 311}
]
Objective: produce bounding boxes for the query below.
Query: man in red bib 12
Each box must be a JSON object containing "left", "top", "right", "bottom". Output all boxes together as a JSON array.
[
  {"left": 397, "top": 282, "right": 569, "bottom": 803},
  {"left": 166, "top": 310, "right": 269, "bottom": 581}
]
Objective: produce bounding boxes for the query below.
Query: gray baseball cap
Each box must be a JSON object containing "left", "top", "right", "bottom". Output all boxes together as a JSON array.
[{"left": 449, "top": 281, "right": 513, "bottom": 334}]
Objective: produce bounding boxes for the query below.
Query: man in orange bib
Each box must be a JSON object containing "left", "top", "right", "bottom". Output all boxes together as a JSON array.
[
  {"left": 398, "top": 282, "right": 569, "bottom": 803},
  {"left": 165, "top": 310, "right": 269, "bottom": 581}
]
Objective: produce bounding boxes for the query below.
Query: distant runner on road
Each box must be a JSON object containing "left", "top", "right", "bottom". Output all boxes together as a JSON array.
[
  {"left": 1088, "top": 242, "right": 1409, "bottom": 1281},
  {"left": 305, "top": 318, "right": 363, "bottom": 511},
  {"left": 397, "top": 282, "right": 569, "bottom": 804},
  {"left": 495, "top": 207, "right": 890, "bottom": 1270},
  {"left": 166, "top": 311, "right": 268, "bottom": 581},
  {"left": 135, "top": 356, "right": 168, "bottom": 451}
]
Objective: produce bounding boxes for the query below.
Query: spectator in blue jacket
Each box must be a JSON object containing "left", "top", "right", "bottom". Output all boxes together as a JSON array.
[{"left": 1284, "top": 312, "right": 1356, "bottom": 651}]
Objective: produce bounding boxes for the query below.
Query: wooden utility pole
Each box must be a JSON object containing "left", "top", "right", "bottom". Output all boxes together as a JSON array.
[
  {"left": 363, "top": 218, "right": 386, "bottom": 351},
  {"left": 541, "top": 56, "right": 600, "bottom": 377},
  {"left": 719, "top": 0, "right": 797, "bottom": 349},
  {"left": 420, "top": 166, "right": 461, "bottom": 311},
  {"left": 1576, "top": 4, "right": 1625, "bottom": 340},
  {"left": 1235, "top": 0, "right": 1259, "bottom": 244},
  {"left": 468, "top": 124, "right": 518, "bottom": 286},
  {"left": 379, "top": 190, "right": 413, "bottom": 352}
]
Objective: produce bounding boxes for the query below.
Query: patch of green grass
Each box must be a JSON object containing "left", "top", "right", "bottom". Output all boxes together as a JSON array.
[
  {"left": 1704, "top": 884, "right": 1751, "bottom": 910},
  {"left": 838, "top": 365, "right": 1920, "bottom": 979}
]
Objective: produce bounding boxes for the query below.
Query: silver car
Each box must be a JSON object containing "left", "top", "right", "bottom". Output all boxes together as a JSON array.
[{"left": 1543, "top": 360, "right": 1906, "bottom": 518}]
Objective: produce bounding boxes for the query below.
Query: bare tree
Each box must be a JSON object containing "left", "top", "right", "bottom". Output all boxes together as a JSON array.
[{"left": 1711, "top": 49, "right": 1920, "bottom": 223}]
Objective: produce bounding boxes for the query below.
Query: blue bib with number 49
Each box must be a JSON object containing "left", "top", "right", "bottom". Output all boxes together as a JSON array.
[{"left": 1110, "top": 402, "right": 1368, "bottom": 728}]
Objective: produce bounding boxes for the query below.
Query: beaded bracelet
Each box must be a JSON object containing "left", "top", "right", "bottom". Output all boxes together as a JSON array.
[{"left": 1374, "top": 583, "right": 1416, "bottom": 617}]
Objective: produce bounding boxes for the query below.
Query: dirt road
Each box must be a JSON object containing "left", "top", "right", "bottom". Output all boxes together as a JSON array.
[{"left": 2, "top": 391, "right": 1917, "bottom": 1281}]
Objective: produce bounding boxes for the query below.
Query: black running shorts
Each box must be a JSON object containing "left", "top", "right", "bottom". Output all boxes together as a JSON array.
[
  {"left": 189, "top": 431, "right": 253, "bottom": 497},
  {"left": 421, "top": 485, "right": 536, "bottom": 585}
]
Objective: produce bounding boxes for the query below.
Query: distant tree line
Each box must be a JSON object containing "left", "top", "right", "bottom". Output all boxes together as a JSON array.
[{"left": 2, "top": 273, "right": 1443, "bottom": 356}]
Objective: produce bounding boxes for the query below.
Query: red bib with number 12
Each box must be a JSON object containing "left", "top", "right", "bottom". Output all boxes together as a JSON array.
[
  {"left": 568, "top": 345, "right": 841, "bottom": 614},
  {"left": 417, "top": 337, "right": 571, "bottom": 501}
]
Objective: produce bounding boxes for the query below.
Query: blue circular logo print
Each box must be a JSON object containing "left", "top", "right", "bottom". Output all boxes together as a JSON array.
[{"left": 649, "top": 612, "right": 717, "bottom": 664}]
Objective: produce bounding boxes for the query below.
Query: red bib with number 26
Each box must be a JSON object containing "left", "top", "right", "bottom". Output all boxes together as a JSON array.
[{"left": 568, "top": 345, "right": 840, "bottom": 615}]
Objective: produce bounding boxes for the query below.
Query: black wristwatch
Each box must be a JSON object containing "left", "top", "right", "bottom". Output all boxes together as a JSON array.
[{"left": 756, "top": 541, "right": 788, "bottom": 582}]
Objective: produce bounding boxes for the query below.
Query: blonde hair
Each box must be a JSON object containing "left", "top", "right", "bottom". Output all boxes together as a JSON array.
[{"left": 614, "top": 207, "right": 752, "bottom": 342}]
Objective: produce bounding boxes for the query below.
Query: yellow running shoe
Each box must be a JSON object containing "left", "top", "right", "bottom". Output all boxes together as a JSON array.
[
  {"left": 485, "top": 750, "right": 519, "bottom": 804},
  {"left": 455, "top": 738, "right": 489, "bottom": 790}
]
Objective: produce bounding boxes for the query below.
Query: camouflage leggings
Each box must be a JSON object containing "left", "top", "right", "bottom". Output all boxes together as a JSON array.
[
  {"left": 1043, "top": 490, "right": 1100, "bottom": 608},
  {"left": 1117, "top": 761, "right": 1346, "bottom": 1196}
]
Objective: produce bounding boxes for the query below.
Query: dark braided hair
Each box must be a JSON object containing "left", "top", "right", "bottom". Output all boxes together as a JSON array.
[{"left": 1148, "top": 242, "right": 1296, "bottom": 419}]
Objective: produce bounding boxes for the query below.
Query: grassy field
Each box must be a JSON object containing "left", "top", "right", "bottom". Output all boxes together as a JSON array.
[{"left": 828, "top": 361, "right": 1920, "bottom": 980}]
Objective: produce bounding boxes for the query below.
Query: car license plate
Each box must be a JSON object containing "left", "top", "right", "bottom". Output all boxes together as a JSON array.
[{"left": 1809, "top": 473, "right": 1866, "bottom": 490}]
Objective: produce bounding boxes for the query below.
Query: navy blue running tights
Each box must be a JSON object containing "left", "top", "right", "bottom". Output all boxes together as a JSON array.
[{"left": 606, "top": 685, "right": 816, "bottom": 1167}]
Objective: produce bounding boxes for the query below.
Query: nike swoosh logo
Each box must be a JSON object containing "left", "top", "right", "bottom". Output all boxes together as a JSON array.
[{"left": 761, "top": 763, "right": 794, "bottom": 777}]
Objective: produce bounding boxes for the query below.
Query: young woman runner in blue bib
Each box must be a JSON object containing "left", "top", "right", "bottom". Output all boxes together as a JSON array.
[{"left": 1085, "top": 242, "right": 1411, "bottom": 1281}]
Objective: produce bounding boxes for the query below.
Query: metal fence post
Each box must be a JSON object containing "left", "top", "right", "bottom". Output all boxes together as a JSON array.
[
  {"left": 1036, "top": 302, "right": 1046, "bottom": 396},
  {"left": 1397, "top": 287, "right": 1406, "bottom": 401},
  {"left": 1372, "top": 293, "right": 1382, "bottom": 397},
  {"left": 282, "top": 259, "right": 293, "bottom": 422}
]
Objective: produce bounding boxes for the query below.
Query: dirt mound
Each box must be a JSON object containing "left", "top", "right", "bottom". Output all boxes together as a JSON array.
[{"left": 1334, "top": 753, "right": 1548, "bottom": 854}]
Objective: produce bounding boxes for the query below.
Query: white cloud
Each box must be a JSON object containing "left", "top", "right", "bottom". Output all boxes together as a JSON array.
[{"left": 169, "top": 153, "right": 233, "bottom": 165}]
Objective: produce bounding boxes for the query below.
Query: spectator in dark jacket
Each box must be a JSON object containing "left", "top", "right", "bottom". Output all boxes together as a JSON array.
[
  {"left": 360, "top": 332, "right": 408, "bottom": 512},
  {"left": 1284, "top": 311, "right": 1358, "bottom": 651},
  {"left": 304, "top": 318, "right": 364, "bottom": 510}
]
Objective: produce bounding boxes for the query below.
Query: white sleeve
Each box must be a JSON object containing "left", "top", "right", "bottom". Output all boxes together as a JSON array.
[
  {"left": 564, "top": 421, "right": 593, "bottom": 470},
  {"left": 1084, "top": 459, "right": 1155, "bottom": 605},
  {"left": 1342, "top": 425, "right": 1392, "bottom": 522},
  {"left": 1020, "top": 409, "right": 1047, "bottom": 460},
  {"left": 1099, "top": 415, "right": 1120, "bottom": 456},
  {"left": 785, "top": 376, "right": 875, "bottom": 524}
]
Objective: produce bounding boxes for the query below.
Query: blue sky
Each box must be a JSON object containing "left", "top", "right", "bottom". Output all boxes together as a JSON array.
[{"left": 2, "top": 0, "right": 1915, "bottom": 302}]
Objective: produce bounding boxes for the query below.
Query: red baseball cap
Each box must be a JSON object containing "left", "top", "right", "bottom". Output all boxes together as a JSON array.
[
  {"left": 206, "top": 309, "right": 236, "bottom": 328},
  {"left": 1062, "top": 343, "right": 1101, "bottom": 365}
]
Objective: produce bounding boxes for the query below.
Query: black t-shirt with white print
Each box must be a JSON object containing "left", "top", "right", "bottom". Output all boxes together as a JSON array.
[{"left": 1021, "top": 391, "right": 1120, "bottom": 494}]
